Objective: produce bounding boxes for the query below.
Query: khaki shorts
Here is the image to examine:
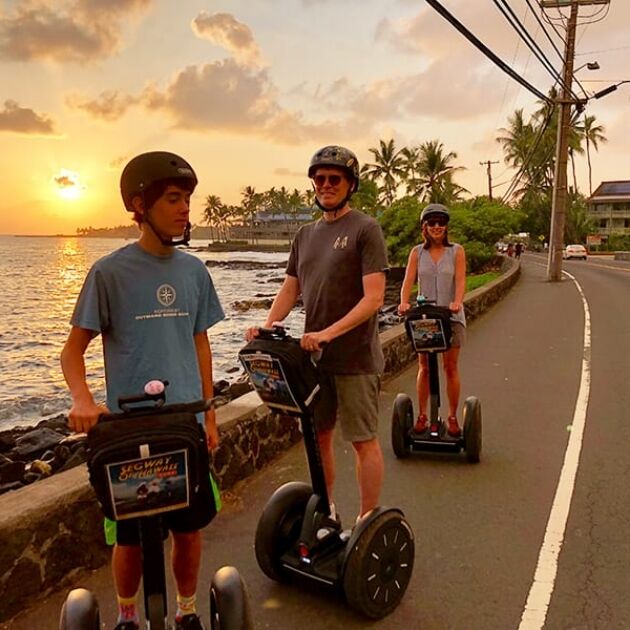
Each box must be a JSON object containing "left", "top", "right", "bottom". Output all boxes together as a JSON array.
[
  {"left": 313, "top": 373, "right": 380, "bottom": 442},
  {"left": 450, "top": 322, "right": 466, "bottom": 348}
]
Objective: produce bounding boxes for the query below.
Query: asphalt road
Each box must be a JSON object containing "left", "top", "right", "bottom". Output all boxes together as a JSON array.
[{"left": 5, "top": 254, "right": 630, "bottom": 630}]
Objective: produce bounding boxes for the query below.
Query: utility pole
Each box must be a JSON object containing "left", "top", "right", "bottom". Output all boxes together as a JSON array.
[
  {"left": 480, "top": 160, "right": 499, "bottom": 200},
  {"left": 541, "top": 0, "right": 609, "bottom": 281}
]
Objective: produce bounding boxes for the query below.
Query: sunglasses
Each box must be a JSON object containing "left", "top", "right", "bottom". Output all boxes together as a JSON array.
[
  {"left": 312, "top": 174, "right": 343, "bottom": 187},
  {"left": 425, "top": 218, "right": 447, "bottom": 227}
]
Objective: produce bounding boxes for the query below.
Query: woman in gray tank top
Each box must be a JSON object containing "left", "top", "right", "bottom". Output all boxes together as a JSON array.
[{"left": 398, "top": 204, "right": 467, "bottom": 437}]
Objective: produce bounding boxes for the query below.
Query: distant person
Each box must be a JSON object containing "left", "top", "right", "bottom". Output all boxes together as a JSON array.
[
  {"left": 246, "top": 145, "right": 388, "bottom": 524},
  {"left": 398, "top": 203, "right": 467, "bottom": 437},
  {"left": 61, "top": 151, "right": 224, "bottom": 630},
  {"left": 515, "top": 242, "right": 523, "bottom": 259},
  {"left": 507, "top": 242, "right": 515, "bottom": 258}
]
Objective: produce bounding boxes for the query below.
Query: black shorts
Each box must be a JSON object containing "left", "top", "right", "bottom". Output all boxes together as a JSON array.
[{"left": 114, "top": 473, "right": 217, "bottom": 546}]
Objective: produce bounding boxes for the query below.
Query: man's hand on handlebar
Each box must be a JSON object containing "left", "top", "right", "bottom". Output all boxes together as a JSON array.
[
  {"left": 68, "top": 398, "right": 110, "bottom": 434},
  {"left": 301, "top": 330, "right": 331, "bottom": 352},
  {"left": 397, "top": 302, "right": 411, "bottom": 316}
]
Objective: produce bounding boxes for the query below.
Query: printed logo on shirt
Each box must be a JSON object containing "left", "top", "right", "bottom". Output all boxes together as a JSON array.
[
  {"left": 333, "top": 236, "right": 348, "bottom": 250},
  {"left": 156, "top": 284, "right": 176, "bottom": 306}
]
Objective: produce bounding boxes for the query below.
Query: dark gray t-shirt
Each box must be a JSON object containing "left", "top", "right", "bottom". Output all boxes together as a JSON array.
[{"left": 286, "top": 209, "right": 388, "bottom": 374}]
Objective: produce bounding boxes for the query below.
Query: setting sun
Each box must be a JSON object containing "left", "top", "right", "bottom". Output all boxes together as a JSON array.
[{"left": 53, "top": 169, "right": 85, "bottom": 201}]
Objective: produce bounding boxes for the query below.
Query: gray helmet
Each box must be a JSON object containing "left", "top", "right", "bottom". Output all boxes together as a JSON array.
[
  {"left": 421, "top": 203, "right": 450, "bottom": 223},
  {"left": 120, "top": 151, "right": 198, "bottom": 212},
  {"left": 308, "top": 145, "right": 360, "bottom": 192}
]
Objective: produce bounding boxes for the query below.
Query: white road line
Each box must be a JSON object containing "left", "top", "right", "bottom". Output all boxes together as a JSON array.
[{"left": 519, "top": 269, "right": 592, "bottom": 630}]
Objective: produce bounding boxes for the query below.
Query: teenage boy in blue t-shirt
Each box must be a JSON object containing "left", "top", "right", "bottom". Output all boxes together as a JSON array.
[{"left": 61, "top": 151, "right": 224, "bottom": 630}]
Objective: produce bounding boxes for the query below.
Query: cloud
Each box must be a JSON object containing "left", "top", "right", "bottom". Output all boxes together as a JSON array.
[
  {"left": 0, "top": 100, "right": 57, "bottom": 134},
  {"left": 0, "top": 0, "right": 153, "bottom": 64},
  {"left": 66, "top": 90, "right": 139, "bottom": 121},
  {"left": 192, "top": 11, "right": 263, "bottom": 67},
  {"left": 144, "top": 59, "right": 279, "bottom": 131}
]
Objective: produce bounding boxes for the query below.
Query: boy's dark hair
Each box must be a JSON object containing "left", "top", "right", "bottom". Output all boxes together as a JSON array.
[{"left": 132, "top": 178, "right": 196, "bottom": 224}]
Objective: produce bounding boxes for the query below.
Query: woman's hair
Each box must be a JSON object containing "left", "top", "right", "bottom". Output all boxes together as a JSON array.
[
  {"left": 421, "top": 222, "right": 452, "bottom": 249},
  {"left": 132, "top": 177, "right": 195, "bottom": 224}
]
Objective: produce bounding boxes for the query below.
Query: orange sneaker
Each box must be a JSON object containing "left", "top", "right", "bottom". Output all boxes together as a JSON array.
[
  {"left": 414, "top": 413, "right": 428, "bottom": 433},
  {"left": 447, "top": 415, "right": 461, "bottom": 438}
]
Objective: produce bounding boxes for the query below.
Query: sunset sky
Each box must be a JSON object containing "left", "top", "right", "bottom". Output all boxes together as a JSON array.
[{"left": 1, "top": 0, "right": 628, "bottom": 235}]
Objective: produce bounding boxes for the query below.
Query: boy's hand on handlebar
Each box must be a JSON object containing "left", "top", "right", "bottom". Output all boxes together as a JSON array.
[
  {"left": 398, "top": 302, "right": 411, "bottom": 316},
  {"left": 68, "top": 399, "right": 110, "bottom": 433},
  {"left": 205, "top": 409, "right": 219, "bottom": 451},
  {"left": 449, "top": 301, "right": 462, "bottom": 313},
  {"left": 245, "top": 326, "right": 260, "bottom": 342},
  {"left": 301, "top": 331, "right": 330, "bottom": 352}
]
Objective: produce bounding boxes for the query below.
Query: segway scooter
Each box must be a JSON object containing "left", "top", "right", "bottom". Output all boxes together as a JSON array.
[
  {"left": 59, "top": 380, "right": 253, "bottom": 630},
  {"left": 239, "top": 326, "right": 414, "bottom": 619},
  {"left": 391, "top": 298, "right": 482, "bottom": 462}
]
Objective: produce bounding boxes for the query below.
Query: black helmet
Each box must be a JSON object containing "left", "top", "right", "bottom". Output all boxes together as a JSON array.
[
  {"left": 120, "top": 151, "right": 198, "bottom": 212},
  {"left": 420, "top": 203, "right": 450, "bottom": 223},
  {"left": 308, "top": 145, "right": 360, "bottom": 192}
]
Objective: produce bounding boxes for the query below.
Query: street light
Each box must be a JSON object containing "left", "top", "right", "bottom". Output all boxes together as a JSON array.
[
  {"left": 574, "top": 61, "right": 600, "bottom": 73},
  {"left": 593, "top": 80, "right": 630, "bottom": 99}
]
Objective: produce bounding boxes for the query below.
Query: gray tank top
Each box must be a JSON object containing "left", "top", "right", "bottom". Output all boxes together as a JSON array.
[{"left": 417, "top": 243, "right": 466, "bottom": 327}]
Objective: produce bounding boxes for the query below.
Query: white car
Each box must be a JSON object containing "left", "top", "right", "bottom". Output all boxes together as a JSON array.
[{"left": 563, "top": 244, "right": 587, "bottom": 260}]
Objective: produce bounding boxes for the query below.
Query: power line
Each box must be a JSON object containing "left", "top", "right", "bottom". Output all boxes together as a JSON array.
[
  {"left": 494, "top": 0, "right": 579, "bottom": 100},
  {"left": 424, "top": 0, "right": 551, "bottom": 103},
  {"left": 526, "top": 0, "right": 565, "bottom": 63}
]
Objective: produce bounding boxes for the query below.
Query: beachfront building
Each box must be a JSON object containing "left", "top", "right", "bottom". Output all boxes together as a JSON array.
[
  {"left": 229, "top": 207, "right": 314, "bottom": 241},
  {"left": 587, "top": 180, "right": 630, "bottom": 238}
]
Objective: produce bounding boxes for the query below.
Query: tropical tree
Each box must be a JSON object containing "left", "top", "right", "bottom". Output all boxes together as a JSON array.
[
  {"left": 202, "top": 194, "right": 224, "bottom": 242},
  {"left": 415, "top": 140, "right": 467, "bottom": 204},
  {"left": 241, "top": 185, "right": 262, "bottom": 244},
  {"left": 361, "top": 138, "right": 406, "bottom": 205},
  {"left": 581, "top": 115, "right": 607, "bottom": 196},
  {"left": 351, "top": 178, "right": 382, "bottom": 217}
]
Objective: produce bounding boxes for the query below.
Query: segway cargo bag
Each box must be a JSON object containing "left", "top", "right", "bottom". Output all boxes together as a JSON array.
[
  {"left": 405, "top": 304, "right": 452, "bottom": 353},
  {"left": 239, "top": 336, "right": 320, "bottom": 415},
  {"left": 87, "top": 411, "right": 209, "bottom": 521}
]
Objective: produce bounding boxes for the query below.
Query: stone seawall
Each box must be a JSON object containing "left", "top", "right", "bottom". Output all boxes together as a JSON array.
[{"left": 0, "top": 257, "right": 519, "bottom": 622}]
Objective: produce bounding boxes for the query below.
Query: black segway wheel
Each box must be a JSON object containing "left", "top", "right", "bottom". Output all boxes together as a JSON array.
[
  {"left": 59, "top": 588, "right": 100, "bottom": 630},
  {"left": 391, "top": 393, "right": 413, "bottom": 459},
  {"left": 343, "top": 512, "right": 415, "bottom": 619},
  {"left": 255, "top": 481, "right": 312, "bottom": 581},
  {"left": 210, "top": 566, "right": 254, "bottom": 630},
  {"left": 463, "top": 395, "right": 482, "bottom": 463}
]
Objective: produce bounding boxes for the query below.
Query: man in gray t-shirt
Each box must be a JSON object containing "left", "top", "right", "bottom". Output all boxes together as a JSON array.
[{"left": 247, "top": 145, "right": 388, "bottom": 522}]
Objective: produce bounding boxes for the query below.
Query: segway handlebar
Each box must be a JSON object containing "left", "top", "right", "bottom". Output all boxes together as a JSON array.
[{"left": 98, "top": 379, "right": 227, "bottom": 421}]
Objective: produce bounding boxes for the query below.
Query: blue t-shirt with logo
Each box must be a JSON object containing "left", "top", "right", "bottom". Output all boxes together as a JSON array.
[{"left": 71, "top": 243, "right": 224, "bottom": 414}]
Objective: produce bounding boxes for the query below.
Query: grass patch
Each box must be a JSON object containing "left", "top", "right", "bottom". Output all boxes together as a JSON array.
[{"left": 466, "top": 271, "right": 500, "bottom": 292}]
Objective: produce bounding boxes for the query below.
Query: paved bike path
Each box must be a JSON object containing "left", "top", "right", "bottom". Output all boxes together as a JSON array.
[{"left": 5, "top": 260, "right": 586, "bottom": 630}]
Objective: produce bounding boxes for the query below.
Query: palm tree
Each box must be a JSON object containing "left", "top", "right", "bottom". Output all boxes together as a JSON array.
[
  {"left": 361, "top": 138, "right": 406, "bottom": 205},
  {"left": 415, "top": 140, "right": 467, "bottom": 203},
  {"left": 202, "top": 194, "right": 224, "bottom": 242},
  {"left": 241, "top": 185, "right": 262, "bottom": 244},
  {"left": 400, "top": 146, "right": 421, "bottom": 196},
  {"left": 581, "top": 115, "right": 607, "bottom": 196}
]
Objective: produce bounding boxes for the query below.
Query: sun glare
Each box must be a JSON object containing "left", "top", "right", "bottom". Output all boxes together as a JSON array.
[{"left": 53, "top": 169, "right": 85, "bottom": 201}]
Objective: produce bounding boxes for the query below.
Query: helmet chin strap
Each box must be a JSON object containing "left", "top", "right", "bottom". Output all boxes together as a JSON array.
[
  {"left": 314, "top": 184, "right": 354, "bottom": 215},
  {"left": 140, "top": 191, "right": 191, "bottom": 246},
  {"left": 144, "top": 215, "right": 191, "bottom": 247}
]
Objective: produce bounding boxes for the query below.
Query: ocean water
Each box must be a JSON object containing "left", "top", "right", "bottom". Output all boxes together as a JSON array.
[{"left": 0, "top": 236, "right": 303, "bottom": 429}]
